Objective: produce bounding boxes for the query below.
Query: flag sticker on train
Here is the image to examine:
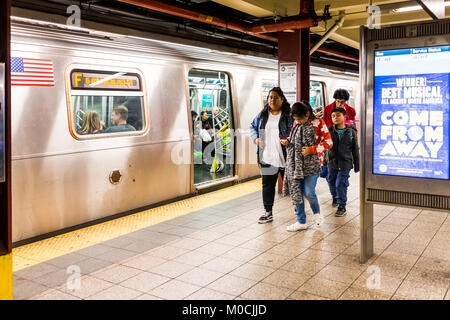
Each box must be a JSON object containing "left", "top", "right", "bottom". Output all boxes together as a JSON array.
[{"left": 11, "top": 57, "right": 55, "bottom": 86}]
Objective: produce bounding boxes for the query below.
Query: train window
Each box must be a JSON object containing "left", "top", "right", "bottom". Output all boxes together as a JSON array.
[
  {"left": 261, "top": 80, "right": 278, "bottom": 106},
  {"left": 67, "top": 69, "right": 147, "bottom": 138},
  {"left": 310, "top": 80, "right": 326, "bottom": 116},
  {"left": 188, "top": 69, "right": 234, "bottom": 186},
  {"left": 261, "top": 80, "right": 326, "bottom": 116}
]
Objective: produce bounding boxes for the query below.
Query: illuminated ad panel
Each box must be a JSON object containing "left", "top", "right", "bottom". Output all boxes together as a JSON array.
[{"left": 373, "top": 45, "right": 450, "bottom": 180}]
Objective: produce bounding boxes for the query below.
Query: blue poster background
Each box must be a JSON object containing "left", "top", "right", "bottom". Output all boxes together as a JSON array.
[{"left": 373, "top": 72, "right": 449, "bottom": 179}]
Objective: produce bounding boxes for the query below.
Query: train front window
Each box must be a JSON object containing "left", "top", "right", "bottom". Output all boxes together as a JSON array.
[{"left": 67, "top": 68, "right": 147, "bottom": 138}]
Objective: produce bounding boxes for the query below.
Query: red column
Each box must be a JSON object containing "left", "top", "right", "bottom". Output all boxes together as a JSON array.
[
  {"left": 278, "top": 29, "right": 310, "bottom": 103},
  {"left": 276, "top": 28, "right": 311, "bottom": 194}
]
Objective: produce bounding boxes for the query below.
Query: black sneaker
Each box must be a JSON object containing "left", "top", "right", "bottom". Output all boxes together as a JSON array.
[
  {"left": 332, "top": 198, "right": 338, "bottom": 207},
  {"left": 258, "top": 211, "right": 273, "bottom": 224},
  {"left": 335, "top": 206, "right": 347, "bottom": 217}
]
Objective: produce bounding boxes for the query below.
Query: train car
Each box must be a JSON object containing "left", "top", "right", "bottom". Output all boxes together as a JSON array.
[{"left": 10, "top": 18, "right": 359, "bottom": 243}]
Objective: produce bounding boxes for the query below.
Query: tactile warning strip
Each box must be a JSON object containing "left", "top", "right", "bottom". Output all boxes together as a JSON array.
[{"left": 13, "top": 179, "right": 261, "bottom": 271}]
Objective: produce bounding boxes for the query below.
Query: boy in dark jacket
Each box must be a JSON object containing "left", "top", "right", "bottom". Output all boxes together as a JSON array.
[{"left": 325, "top": 108, "right": 360, "bottom": 217}]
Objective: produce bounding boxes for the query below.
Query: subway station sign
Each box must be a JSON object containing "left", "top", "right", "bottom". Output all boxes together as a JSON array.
[
  {"left": 71, "top": 70, "right": 141, "bottom": 90},
  {"left": 373, "top": 45, "right": 450, "bottom": 180}
]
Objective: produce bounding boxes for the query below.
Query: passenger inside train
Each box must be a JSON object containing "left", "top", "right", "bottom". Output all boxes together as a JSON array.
[
  {"left": 100, "top": 105, "right": 136, "bottom": 133},
  {"left": 80, "top": 110, "right": 104, "bottom": 135}
]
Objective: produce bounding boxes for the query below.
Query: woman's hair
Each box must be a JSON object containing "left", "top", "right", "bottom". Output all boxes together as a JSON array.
[
  {"left": 290, "top": 101, "right": 316, "bottom": 120},
  {"left": 80, "top": 110, "right": 101, "bottom": 134},
  {"left": 333, "top": 89, "right": 350, "bottom": 101}
]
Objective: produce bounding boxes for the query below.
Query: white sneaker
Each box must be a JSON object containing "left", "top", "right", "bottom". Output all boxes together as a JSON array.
[
  {"left": 286, "top": 221, "right": 308, "bottom": 232},
  {"left": 314, "top": 213, "right": 324, "bottom": 227}
]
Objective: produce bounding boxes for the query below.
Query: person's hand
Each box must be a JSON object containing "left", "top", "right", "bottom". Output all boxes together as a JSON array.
[
  {"left": 255, "top": 138, "right": 264, "bottom": 147},
  {"left": 280, "top": 138, "right": 289, "bottom": 146},
  {"left": 100, "top": 120, "right": 105, "bottom": 130},
  {"left": 301, "top": 147, "right": 311, "bottom": 156}
]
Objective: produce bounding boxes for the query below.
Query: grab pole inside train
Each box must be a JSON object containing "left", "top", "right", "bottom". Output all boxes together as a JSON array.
[{"left": 0, "top": 0, "right": 12, "bottom": 300}]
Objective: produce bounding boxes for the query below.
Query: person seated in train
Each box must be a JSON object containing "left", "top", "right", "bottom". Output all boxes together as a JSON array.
[
  {"left": 122, "top": 97, "right": 142, "bottom": 131},
  {"left": 80, "top": 110, "right": 103, "bottom": 134},
  {"left": 101, "top": 105, "right": 136, "bottom": 133}
]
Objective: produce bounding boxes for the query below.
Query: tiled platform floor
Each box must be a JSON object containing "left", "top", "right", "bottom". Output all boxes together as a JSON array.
[{"left": 13, "top": 173, "right": 450, "bottom": 300}]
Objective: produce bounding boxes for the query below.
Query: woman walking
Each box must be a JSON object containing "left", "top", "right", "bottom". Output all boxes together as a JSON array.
[
  {"left": 250, "top": 87, "right": 293, "bottom": 223},
  {"left": 284, "top": 101, "right": 331, "bottom": 231}
]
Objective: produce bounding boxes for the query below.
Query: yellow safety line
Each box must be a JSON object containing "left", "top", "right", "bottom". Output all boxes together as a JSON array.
[
  {"left": 13, "top": 179, "right": 262, "bottom": 272},
  {"left": 0, "top": 253, "right": 13, "bottom": 300}
]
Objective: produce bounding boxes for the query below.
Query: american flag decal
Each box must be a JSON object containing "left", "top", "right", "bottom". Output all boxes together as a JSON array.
[{"left": 11, "top": 57, "right": 55, "bottom": 86}]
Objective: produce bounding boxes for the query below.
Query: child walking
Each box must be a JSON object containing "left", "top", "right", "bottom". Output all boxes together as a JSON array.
[
  {"left": 283, "top": 102, "right": 322, "bottom": 231},
  {"left": 325, "top": 107, "right": 360, "bottom": 217}
]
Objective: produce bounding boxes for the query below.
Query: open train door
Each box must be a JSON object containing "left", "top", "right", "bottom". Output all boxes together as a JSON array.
[{"left": 187, "top": 68, "right": 236, "bottom": 191}]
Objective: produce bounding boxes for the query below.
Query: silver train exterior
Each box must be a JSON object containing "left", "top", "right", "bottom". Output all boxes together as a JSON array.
[{"left": 11, "top": 20, "right": 359, "bottom": 243}]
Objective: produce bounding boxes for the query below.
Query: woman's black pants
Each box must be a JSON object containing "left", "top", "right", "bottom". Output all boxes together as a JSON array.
[{"left": 261, "top": 164, "right": 284, "bottom": 212}]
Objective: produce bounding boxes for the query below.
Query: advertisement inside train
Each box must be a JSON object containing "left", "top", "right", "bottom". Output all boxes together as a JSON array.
[{"left": 373, "top": 45, "right": 450, "bottom": 180}]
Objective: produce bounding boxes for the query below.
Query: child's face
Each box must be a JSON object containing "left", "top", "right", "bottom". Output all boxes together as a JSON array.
[
  {"left": 293, "top": 115, "right": 309, "bottom": 125},
  {"left": 331, "top": 111, "right": 346, "bottom": 125}
]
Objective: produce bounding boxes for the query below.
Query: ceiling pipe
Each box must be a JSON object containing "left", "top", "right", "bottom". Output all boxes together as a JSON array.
[
  {"left": 116, "top": 0, "right": 358, "bottom": 62},
  {"left": 116, "top": 0, "right": 277, "bottom": 41},
  {"left": 310, "top": 14, "right": 345, "bottom": 55},
  {"left": 315, "top": 47, "right": 359, "bottom": 62},
  {"left": 248, "top": 16, "right": 317, "bottom": 34},
  {"left": 117, "top": 0, "right": 318, "bottom": 41}
]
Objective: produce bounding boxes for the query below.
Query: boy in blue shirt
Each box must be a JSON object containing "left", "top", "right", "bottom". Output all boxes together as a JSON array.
[{"left": 325, "top": 108, "right": 360, "bottom": 217}]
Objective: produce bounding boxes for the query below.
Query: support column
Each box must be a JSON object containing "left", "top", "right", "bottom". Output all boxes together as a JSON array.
[
  {"left": 0, "top": 0, "right": 12, "bottom": 300},
  {"left": 277, "top": 28, "right": 310, "bottom": 103},
  {"left": 276, "top": 28, "right": 310, "bottom": 194},
  {"left": 359, "top": 26, "right": 374, "bottom": 264}
]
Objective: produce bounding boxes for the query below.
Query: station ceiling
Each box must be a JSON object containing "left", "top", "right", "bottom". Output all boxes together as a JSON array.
[{"left": 10, "top": 0, "right": 450, "bottom": 72}]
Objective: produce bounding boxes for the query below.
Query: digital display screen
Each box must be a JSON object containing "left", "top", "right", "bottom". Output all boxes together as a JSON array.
[
  {"left": 71, "top": 70, "right": 141, "bottom": 90},
  {"left": 373, "top": 45, "right": 450, "bottom": 180}
]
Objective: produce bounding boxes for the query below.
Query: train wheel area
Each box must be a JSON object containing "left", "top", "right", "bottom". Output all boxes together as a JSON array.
[{"left": 11, "top": 175, "right": 450, "bottom": 300}]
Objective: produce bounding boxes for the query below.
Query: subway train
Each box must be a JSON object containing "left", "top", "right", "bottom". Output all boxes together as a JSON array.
[{"left": 10, "top": 18, "right": 359, "bottom": 243}]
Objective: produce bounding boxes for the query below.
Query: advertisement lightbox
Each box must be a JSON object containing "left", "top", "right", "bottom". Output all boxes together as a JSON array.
[{"left": 373, "top": 45, "right": 450, "bottom": 180}]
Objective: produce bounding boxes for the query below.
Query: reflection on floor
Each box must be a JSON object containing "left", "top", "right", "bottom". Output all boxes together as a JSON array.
[
  {"left": 194, "top": 162, "right": 233, "bottom": 185},
  {"left": 12, "top": 174, "right": 450, "bottom": 300}
]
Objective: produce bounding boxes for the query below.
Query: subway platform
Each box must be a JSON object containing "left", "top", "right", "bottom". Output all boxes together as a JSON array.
[{"left": 12, "top": 175, "right": 450, "bottom": 300}]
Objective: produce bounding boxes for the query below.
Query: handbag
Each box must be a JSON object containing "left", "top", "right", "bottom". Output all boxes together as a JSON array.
[{"left": 200, "top": 128, "right": 212, "bottom": 142}]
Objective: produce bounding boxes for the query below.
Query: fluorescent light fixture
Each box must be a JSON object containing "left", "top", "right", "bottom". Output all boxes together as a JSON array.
[
  {"left": 393, "top": 1, "right": 450, "bottom": 12},
  {"left": 393, "top": 5, "right": 422, "bottom": 12}
]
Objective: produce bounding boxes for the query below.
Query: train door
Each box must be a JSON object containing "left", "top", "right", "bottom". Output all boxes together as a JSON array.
[
  {"left": 188, "top": 69, "right": 234, "bottom": 186},
  {"left": 310, "top": 80, "right": 326, "bottom": 117}
]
